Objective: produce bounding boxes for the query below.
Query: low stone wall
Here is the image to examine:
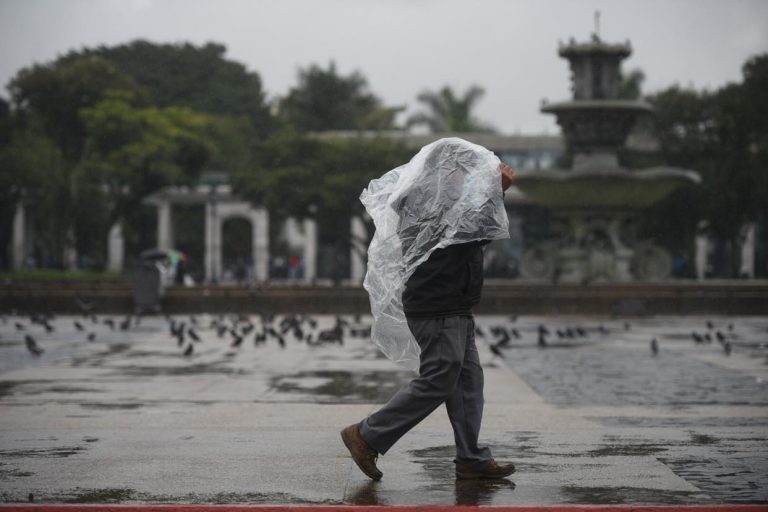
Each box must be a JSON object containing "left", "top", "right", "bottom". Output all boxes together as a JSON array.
[{"left": 1, "top": 280, "right": 767, "bottom": 316}]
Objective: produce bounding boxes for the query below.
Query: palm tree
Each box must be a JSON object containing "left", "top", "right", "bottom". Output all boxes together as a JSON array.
[{"left": 406, "top": 85, "right": 494, "bottom": 133}]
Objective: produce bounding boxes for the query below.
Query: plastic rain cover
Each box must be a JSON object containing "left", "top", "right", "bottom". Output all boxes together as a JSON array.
[{"left": 360, "top": 137, "right": 510, "bottom": 370}]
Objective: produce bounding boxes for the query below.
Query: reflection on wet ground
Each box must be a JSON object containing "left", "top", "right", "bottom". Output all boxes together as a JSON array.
[
  {"left": 501, "top": 346, "right": 768, "bottom": 406},
  {"left": 485, "top": 316, "right": 768, "bottom": 504},
  {"left": 271, "top": 370, "right": 412, "bottom": 403},
  {"left": 344, "top": 478, "right": 517, "bottom": 506},
  {"left": 1, "top": 314, "right": 767, "bottom": 504}
]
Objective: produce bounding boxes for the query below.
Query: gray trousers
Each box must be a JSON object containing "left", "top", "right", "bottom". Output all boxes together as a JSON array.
[{"left": 359, "top": 315, "right": 492, "bottom": 469}]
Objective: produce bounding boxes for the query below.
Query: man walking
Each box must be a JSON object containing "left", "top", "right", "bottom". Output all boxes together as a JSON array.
[{"left": 342, "top": 138, "right": 516, "bottom": 481}]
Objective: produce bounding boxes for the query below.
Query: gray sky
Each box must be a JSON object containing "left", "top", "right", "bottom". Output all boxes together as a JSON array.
[{"left": 1, "top": 0, "right": 767, "bottom": 134}]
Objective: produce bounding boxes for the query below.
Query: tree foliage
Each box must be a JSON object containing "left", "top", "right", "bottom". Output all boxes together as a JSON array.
[
  {"left": 642, "top": 54, "right": 768, "bottom": 276},
  {"left": 60, "top": 40, "right": 273, "bottom": 135},
  {"left": 278, "top": 62, "right": 401, "bottom": 131},
  {"left": 406, "top": 85, "right": 495, "bottom": 133}
]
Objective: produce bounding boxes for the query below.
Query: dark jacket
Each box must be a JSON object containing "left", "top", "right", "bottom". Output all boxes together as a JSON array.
[{"left": 402, "top": 240, "right": 488, "bottom": 318}]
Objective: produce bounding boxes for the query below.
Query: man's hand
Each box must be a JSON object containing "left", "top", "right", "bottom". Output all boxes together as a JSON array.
[{"left": 499, "top": 163, "right": 515, "bottom": 191}]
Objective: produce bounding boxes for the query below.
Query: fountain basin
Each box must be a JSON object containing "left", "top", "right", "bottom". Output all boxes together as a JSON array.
[{"left": 514, "top": 167, "right": 701, "bottom": 210}]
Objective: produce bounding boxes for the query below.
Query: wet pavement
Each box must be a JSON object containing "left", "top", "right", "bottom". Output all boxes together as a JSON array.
[{"left": 0, "top": 312, "right": 766, "bottom": 505}]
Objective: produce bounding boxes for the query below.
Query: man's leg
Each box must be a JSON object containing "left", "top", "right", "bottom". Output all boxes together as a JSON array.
[
  {"left": 359, "top": 316, "right": 466, "bottom": 455},
  {"left": 445, "top": 316, "right": 492, "bottom": 469}
]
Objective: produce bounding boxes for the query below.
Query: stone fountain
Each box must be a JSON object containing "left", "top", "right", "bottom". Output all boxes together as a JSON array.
[{"left": 514, "top": 33, "right": 700, "bottom": 283}]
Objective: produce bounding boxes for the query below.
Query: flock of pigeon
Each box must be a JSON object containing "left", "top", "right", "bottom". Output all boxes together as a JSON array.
[
  {"left": 0, "top": 295, "right": 749, "bottom": 361},
  {"left": 166, "top": 312, "right": 371, "bottom": 357},
  {"left": 0, "top": 295, "right": 375, "bottom": 360},
  {"left": 478, "top": 317, "right": 740, "bottom": 359}
]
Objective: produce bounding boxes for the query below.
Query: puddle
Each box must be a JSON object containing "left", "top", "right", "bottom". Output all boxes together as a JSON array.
[
  {"left": 0, "top": 463, "right": 35, "bottom": 479},
  {"left": 0, "top": 446, "right": 87, "bottom": 458},
  {"left": 660, "top": 456, "right": 768, "bottom": 503},
  {"left": 270, "top": 370, "right": 411, "bottom": 403},
  {"left": 79, "top": 402, "right": 145, "bottom": 410},
  {"left": 107, "top": 364, "right": 251, "bottom": 377},
  {"left": 588, "top": 416, "right": 768, "bottom": 428},
  {"left": 689, "top": 432, "right": 720, "bottom": 445},
  {"left": 19, "top": 386, "right": 103, "bottom": 396},
  {"left": 560, "top": 485, "right": 710, "bottom": 504},
  {"left": 586, "top": 443, "right": 668, "bottom": 457},
  {"left": 6, "top": 488, "right": 341, "bottom": 504},
  {"left": 500, "top": 345, "right": 768, "bottom": 407},
  {"left": 0, "top": 380, "right": 54, "bottom": 398}
]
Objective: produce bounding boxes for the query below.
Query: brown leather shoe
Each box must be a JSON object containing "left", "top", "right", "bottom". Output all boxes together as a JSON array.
[
  {"left": 341, "top": 423, "right": 382, "bottom": 481},
  {"left": 456, "top": 459, "right": 515, "bottom": 480}
]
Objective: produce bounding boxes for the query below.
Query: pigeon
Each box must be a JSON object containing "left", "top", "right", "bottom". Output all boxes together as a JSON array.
[
  {"left": 475, "top": 326, "right": 486, "bottom": 338},
  {"left": 489, "top": 343, "right": 503, "bottom": 358},
  {"left": 103, "top": 318, "right": 115, "bottom": 330},
  {"left": 87, "top": 332, "right": 96, "bottom": 342},
  {"left": 537, "top": 324, "right": 550, "bottom": 336},
  {"left": 511, "top": 328, "right": 521, "bottom": 339},
  {"left": 75, "top": 296, "right": 95, "bottom": 315},
  {"left": 183, "top": 343, "right": 194, "bottom": 357},
  {"left": 650, "top": 338, "right": 659, "bottom": 356},
  {"left": 14, "top": 322, "right": 25, "bottom": 331},
  {"left": 74, "top": 320, "right": 84, "bottom": 331},
  {"left": 692, "top": 332, "right": 704, "bottom": 344},
  {"left": 715, "top": 331, "right": 726, "bottom": 343},
  {"left": 188, "top": 328, "right": 201, "bottom": 342},
  {"left": 706, "top": 320, "right": 714, "bottom": 330},
  {"left": 25, "top": 334, "right": 43, "bottom": 356},
  {"left": 724, "top": 341, "right": 732, "bottom": 356},
  {"left": 538, "top": 333, "right": 548, "bottom": 347},
  {"left": 119, "top": 316, "right": 132, "bottom": 331},
  {"left": 230, "top": 333, "right": 244, "bottom": 348}
]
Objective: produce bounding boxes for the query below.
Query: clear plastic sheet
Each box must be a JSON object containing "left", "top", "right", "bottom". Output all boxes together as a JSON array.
[{"left": 360, "top": 137, "right": 510, "bottom": 370}]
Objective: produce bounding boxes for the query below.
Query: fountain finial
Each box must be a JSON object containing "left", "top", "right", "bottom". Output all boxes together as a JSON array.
[{"left": 593, "top": 10, "right": 601, "bottom": 41}]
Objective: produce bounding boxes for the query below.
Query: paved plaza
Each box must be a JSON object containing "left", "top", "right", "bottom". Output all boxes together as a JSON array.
[{"left": 0, "top": 312, "right": 766, "bottom": 505}]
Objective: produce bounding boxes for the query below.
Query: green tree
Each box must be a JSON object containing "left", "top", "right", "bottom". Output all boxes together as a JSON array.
[
  {"left": 76, "top": 92, "right": 213, "bottom": 263},
  {"left": 8, "top": 55, "right": 144, "bottom": 161},
  {"left": 278, "top": 62, "right": 401, "bottom": 131},
  {"left": 643, "top": 54, "right": 768, "bottom": 276},
  {"left": 234, "top": 128, "right": 410, "bottom": 257},
  {"left": 0, "top": 119, "right": 72, "bottom": 268},
  {"left": 406, "top": 85, "right": 495, "bottom": 133},
  {"left": 60, "top": 40, "right": 273, "bottom": 135}
]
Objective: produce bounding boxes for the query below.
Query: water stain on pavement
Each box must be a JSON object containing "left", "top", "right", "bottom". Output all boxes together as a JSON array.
[
  {"left": 107, "top": 364, "right": 251, "bottom": 377},
  {"left": 0, "top": 446, "right": 87, "bottom": 458},
  {"left": 560, "top": 485, "right": 710, "bottom": 504},
  {"left": 4, "top": 488, "right": 342, "bottom": 504},
  {"left": 271, "top": 370, "right": 411, "bottom": 402}
]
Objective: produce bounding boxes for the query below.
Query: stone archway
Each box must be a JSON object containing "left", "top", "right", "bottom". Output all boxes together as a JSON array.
[
  {"left": 144, "top": 185, "right": 269, "bottom": 284},
  {"left": 205, "top": 200, "right": 269, "bottom": 283}
]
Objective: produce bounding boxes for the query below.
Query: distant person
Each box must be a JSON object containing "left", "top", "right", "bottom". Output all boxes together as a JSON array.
[{"left": 341, "top": 138, "right": 516, "bottom": 481}]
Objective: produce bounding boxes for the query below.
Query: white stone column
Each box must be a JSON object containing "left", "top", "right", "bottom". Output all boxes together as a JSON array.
[
  {"left": 107, "top": 222, "right": 124, "bottom": 273},
  {"left": 303, "top": 218, "right": 317, "bottom": 283},
  {"left": 12, "top": 202, "right": 26, "bottom": 270},
  {"left": 350, "top": 215, "right": 367, "bottom": 283},
  {"left": 63, "top": 229, "right": 78, "bottom": 270},
  {"left": 740, "top": 223, "right": 755, "bottom": 278},
  {"left": 157, "top": 200, "right": 173, "bottom": 251},
  {"left": 253, "top": 207, "right": 270, "bottom": 282},
  {"left": 695, "top": 233, "right": 709, "bottom": 281},
  {"left": 204, "top": 202, "right": 216, "bottom": 283}
]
